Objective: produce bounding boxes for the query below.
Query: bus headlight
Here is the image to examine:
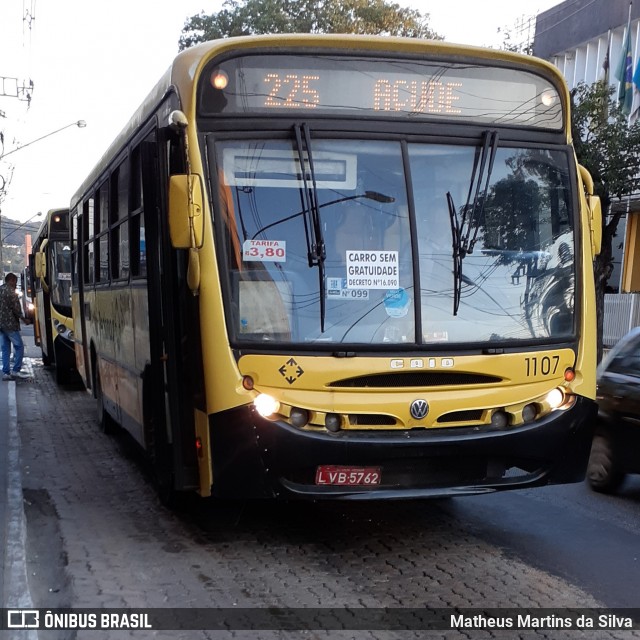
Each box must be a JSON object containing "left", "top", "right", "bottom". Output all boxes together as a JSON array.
[
  {"left": 325, "top": 413, "right": 342, "bottom": 432},
  {"left": 546, "top": 388, "right": 565, "bottom": 410},
  {"left": 490, "top": 410, "right": 509, "bottom": 428},
  {"left": 522, "top": 403, "right": 538, "bottom": 423},
  {"left": 254, "top": 393, "right": 280, "bottom": 418},
  {"left": 56, "top": 323, "right": 67, "bottom": 334}
]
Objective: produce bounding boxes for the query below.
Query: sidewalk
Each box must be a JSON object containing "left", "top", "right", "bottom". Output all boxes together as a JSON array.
[
  {"left": 1, "top": 328, "right": 39, "bottom": 638},
  {"left": 2, "top": 364, "right": 36, "bottom": 614},
  {"left": 0, "top": 376, "right": 8, "bottom": 607}
]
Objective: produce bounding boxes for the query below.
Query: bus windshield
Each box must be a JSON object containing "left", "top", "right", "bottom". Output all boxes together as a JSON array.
[
  {"left": 214, "top": 138, "right": 574, "bottom": 347},
  {"left": 50, "top": 240, "right": 72, "bottom": 309}
]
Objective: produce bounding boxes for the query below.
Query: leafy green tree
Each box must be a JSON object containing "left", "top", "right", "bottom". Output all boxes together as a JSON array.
[
  {"left": 571, "top": 81, "right": 640, "bottom": 358},
  {"left": 178, "top": 0, "right": 441, "bottom": 50}
]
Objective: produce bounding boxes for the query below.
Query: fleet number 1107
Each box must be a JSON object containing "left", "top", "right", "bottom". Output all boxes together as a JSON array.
[{"left": 525, "top": 355, "right": 560, "bottom": 377}]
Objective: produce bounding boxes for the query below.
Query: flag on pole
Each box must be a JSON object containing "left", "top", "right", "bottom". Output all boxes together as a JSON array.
[
  {"left": 615, "top": 3, "right": 634, "bottom": 115},
  {"left": 601, "top": 32, "right": 611, "bottom": 84},
  {"left": 631, "top": 56, "right": 640, "bottom": 121}
]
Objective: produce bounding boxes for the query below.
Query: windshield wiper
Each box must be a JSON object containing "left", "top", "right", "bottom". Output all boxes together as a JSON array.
[
  {"left": 447, "top": 130, "right": 499, "bottom": 316},
  {"left": 447, "top": 191, "right": 463, "bottom": 315},
  {"left": 461, "top": 130, "right": 499, "bottom": 256},
  {"left": 293, "top": 123, "right": 327, "bottom": 332}
]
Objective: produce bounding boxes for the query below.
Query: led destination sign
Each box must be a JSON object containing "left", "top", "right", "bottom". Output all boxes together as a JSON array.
[
  {"left": 259, "top": 72, "right": 463, "bottom": 115},
  {"left": 200, "top": 54, "right": 563, "bottom": 129}
]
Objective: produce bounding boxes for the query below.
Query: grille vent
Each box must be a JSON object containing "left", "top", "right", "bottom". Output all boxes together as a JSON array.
[
  {"left": 348, "top": 414, "right": 397, "bottom": 426},
  {"left": 436, "top": 410, "right": 484, "bottom": 424},
  {"left": 329, "top": 372, "right": 502, "bottom": 388}
]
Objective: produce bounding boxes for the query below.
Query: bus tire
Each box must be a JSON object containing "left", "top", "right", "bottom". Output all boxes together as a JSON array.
[
  {"left": 141, "top": 369, "right": 177, "bottom": 507},
  {"left": 586, "top": 429, "right": 623, "bottom": 493},
  {"left": 156, "top": 473, "right": 179, "bottom": 509},
  {"left": 95, "top": 368, "right": 116, "bottom": 435},
  {"left": 55, "top": 362, "right": 69, "bottom": 386}
]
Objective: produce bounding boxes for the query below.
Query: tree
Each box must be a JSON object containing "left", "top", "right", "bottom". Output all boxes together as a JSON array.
[
  {"left": 178, "top": 0, "right": 441, "bottom": 50},
  {"left": 571, "top": 81, "right": 640, "bottom": 359},
  {"left": 499, "top": 27, "right": 533, "bottom": 56}
]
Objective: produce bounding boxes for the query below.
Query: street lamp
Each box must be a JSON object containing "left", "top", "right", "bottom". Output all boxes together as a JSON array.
[
  {"left": 0, "top": 119, "right": 86, "bottom": 274},
  {"left": 0, "top": 119, "right": 87, "bottom": 159}
]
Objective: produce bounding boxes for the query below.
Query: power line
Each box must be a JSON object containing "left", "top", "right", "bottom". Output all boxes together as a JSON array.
[{"left": 1, "top": 218, "right": 39, "bottom": 227}]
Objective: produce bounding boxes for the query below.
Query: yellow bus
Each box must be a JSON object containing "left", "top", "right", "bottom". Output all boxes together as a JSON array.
[
  {"left": 32, "top": 208, "right": 78, "bottom": 384},
  {"left": 70, "top": 35, "right": 602, "bottom": 502}
]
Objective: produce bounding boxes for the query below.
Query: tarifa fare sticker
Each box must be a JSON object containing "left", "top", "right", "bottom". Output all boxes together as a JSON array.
[{"left": 242, "top": 239, "right": 287, "bottom": 262}]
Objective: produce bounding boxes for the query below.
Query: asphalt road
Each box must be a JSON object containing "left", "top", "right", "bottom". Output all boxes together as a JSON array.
[{"left": 440, "top": 480, "right": 640, "bottom": 608}]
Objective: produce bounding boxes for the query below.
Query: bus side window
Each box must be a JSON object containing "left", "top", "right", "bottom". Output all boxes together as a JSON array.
[
  {"left": 111, "top": 159, "right": 130, "bottom": 281},
  {"left": 97, "top": 181, "right": 110, "bottom": 283},
  {"left": 130, "top": 145, "right": 147, "bottom": 278},
  {"left": 83, "top": 197, "right": 95, "bottom": 284}
]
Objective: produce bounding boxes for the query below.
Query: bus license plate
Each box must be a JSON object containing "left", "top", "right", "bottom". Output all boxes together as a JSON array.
[{"left": 315, "top": 466, "right": 381, "bottom": 486}]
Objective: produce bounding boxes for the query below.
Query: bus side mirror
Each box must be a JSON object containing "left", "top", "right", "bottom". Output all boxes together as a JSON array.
[
  {"left": 578, "top": 165, "right": 602, "bottom": 256},
  {"left": 588, "top": 194, "right": 602, "bottom": 256},
  {"left": 168, "top": 174, "right": 204, "bottom": 249},
  {"left": 34, "top": 250, "right": 47, "bottom": 280}
]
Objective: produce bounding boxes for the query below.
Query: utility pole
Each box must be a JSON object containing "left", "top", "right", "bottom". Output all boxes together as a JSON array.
[
  {"left": 0, "top": 75, "right": 34, "bottom": 274},
  {"left": 1, "top": 2, "right": 38, "bottom": 276}
]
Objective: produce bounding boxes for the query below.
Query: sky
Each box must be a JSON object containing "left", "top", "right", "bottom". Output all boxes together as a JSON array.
[{"left": 0, "top": 0, "right": 560, "bottom": 229}]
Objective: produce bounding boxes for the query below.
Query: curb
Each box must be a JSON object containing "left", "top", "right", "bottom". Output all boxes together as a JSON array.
[{"left": 3, "top": 376, "right": 38, "bottom": 639}]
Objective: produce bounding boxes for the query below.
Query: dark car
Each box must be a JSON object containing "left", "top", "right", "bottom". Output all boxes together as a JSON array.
[{"left": 587, "top": 327, "right": 640, "bottom": 493}]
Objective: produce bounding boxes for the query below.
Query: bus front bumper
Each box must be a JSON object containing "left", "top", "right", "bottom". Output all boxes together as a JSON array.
[{"left": 209, "top": 396, "right": 596, "bottom": 500}]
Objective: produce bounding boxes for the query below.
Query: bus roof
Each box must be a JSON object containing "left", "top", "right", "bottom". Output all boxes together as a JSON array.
[{"left": 33, "top": 207, "right": 70, "bottom": 244}]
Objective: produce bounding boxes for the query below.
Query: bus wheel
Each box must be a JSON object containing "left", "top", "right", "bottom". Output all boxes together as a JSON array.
[
  {"left": 41, "top": 348, "right": 51, "bottom": 367},
  {"left": 155, "top": 472, "right": 179, "bottom": 509},
  {"left": 55, "top": 363, "right": 68, "bottom": 386},
  {"left": 95, "top": 369, "right": 116, "bottom": 435},
  {"left": 587, "top": 429, "right": 623, "bottom": 493}
]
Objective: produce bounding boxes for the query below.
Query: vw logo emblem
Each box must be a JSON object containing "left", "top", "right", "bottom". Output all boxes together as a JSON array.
[{"left": 410, "top": 399, "right": 429, "bottom": 420}]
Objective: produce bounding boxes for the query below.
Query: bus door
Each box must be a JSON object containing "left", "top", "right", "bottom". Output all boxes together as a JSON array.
[
  {"left": 141, "top": 132, "right": 199, "bottom": 498},
  {"left": 27, "top": 255, "right": 40, "bottom": 346},
  {"left": 35, "top": 242, "right": 54, "bottom": 365},
  {"left": 73, "top": 207, "right": 90, "bottom": 386}
]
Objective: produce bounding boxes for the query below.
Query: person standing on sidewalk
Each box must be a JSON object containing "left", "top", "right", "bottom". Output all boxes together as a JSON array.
[{"left": 0, "top": 272, "right": 29, "bottom": 380}]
